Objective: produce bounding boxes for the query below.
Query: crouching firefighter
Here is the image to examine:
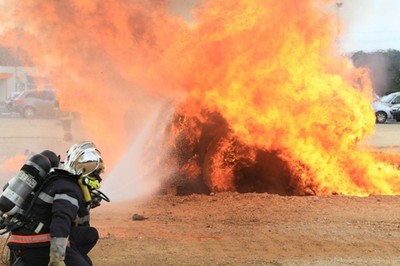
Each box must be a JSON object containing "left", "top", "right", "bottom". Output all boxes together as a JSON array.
[{"left": 5, "top": 141, "right": 108, "bottom": 266}]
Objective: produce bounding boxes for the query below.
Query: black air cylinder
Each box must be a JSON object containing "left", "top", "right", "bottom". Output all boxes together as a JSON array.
[{"left": 0, "top": 154, "right": 51, "bottom": 215}]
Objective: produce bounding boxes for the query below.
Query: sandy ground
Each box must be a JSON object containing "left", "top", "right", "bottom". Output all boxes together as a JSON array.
[
  {"left": 0, "top": 117, "right": 400, "bottom": 265},
  {"left": 91, "top": 193, "right": 400, "bottom": 266},
  {"left": 93, "top": 122, "right": 400, "bottom": 266}
]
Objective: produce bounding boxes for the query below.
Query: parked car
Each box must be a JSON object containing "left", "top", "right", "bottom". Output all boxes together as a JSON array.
[
  {"left": 5, "top": 92, "right": 22, "bottom": 111},
  {"left": 390, "top": 105, "right": 400, "bottom": 121},
  {"left": 7, "top": 89, "right": 59, "bottom": 118},
  {"left": 372, "top": 92, "right": 400, "bottom": 123}
]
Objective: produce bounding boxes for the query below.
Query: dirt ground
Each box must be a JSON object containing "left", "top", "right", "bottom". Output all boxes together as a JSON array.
[
  {"left": 88, "top": 122, "right": 400, "bottom": 266},
  {"left": 90, "top": 193, "right": 400, "bottom": 266},
  {"left": 1, "top": 118, "right": 400, "bottom": 265}
]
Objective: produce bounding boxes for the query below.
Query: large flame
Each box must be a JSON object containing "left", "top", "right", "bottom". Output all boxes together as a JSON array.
[{"left": 0, "top": 0, "right": 399, "bottom": 196}]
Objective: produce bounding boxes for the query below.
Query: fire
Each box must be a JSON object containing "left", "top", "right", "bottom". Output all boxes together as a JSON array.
[
  {"left": 0, "top": 0, "right": 399, "bottom": 196},
  {"left": 0, "top": 154, "right": 27, "bottom": 184}
]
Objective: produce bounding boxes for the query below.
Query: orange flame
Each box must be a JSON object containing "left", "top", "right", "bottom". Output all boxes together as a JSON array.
[
  {"left": 0, "top": 154, "right": 27, "bottom": 184},
  {"left": 0, "top": 0, "right": 399, "bottom": 195}
]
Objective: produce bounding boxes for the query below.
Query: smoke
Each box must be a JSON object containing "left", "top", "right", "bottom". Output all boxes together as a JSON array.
[
  {"left": 362, "top": 53, "right": 390, "bottom": 96},
  {"left": 169, "top": 0, "right": 198, "bottom": 23},
  {"left": 0, "top": 0, "right": 188, "bottom": 200}
]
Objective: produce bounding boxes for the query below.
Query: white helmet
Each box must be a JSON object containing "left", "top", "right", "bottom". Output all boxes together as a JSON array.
[{"left": 64, "top": 141, "right": 104, "bottom": 178}]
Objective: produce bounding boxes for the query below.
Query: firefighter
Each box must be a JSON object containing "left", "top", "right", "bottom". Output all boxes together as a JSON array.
[
  {"left": 64, "top": 141, "right": 103, "bottom": 265},
  {"left": 7, "top": 141, "right": 105, "bottom": 266}
]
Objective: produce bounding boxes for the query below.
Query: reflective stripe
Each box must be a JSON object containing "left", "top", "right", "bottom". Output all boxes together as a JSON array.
[
  {"left": 54, "top": 194, "right": 78, "bottom": 208},
  {"left": 39, "top": 192, "right": 79, "bottom": 209},
  {"left": 77, "top": 215, "right": 90, "bottom": 224},
  {"left": 8, "top": 233, "right": 51, "bottom": 244},
  {"left": 26, "top": 160, "right": 48, "bottom": 178},
  {"left": 38, "top": 192, "right": 54, "bottom": 204}
]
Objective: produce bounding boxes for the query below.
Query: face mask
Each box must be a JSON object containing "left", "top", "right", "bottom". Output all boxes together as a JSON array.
[
  {"left": 78, "top": 175, "right": 101, "bottom": 204},
  {"left": 82, "top": 176, "right": 101, "bottom": 190}
]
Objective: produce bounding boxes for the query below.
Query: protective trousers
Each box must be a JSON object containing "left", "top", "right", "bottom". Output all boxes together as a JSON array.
[
  {"left": 8, "top": 227, "right": 97, "bottom": 266},
  {"left": 10, "top": 246, "right": 89, "bottom": 266},
  {"left": 69, "top": 226, "right": 99, "bottom": 265}
]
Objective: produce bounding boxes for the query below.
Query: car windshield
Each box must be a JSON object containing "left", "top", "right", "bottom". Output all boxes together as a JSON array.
[
  {"left": 10, "top": 92, "right": 22, "bottom": 99},
  {"left": 380, "top": 94, "right": 397, "bottom": 104}
]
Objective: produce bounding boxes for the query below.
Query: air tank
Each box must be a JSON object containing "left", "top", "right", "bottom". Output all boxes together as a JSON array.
[{"left": 0, "top": 154, "right": 51, "bottom": 215}]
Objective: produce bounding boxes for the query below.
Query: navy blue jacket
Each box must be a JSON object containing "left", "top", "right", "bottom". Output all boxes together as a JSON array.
[{"left": 8, "top": 169, "right": 90, "bottom": 249}]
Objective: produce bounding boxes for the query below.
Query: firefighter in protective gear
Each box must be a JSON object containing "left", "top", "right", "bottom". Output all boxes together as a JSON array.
[{"left": 7, "top": 141, "right": 105, "bottom": 266}]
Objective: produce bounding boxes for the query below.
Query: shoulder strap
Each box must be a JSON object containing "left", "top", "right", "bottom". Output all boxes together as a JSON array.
[{"left": 25, "top": 169, "right": 79, "bottom": 215}]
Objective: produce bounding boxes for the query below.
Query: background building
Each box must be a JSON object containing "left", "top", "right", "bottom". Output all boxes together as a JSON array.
[{"left": 0, "top": 46, "right": 51, "bottom": 103}]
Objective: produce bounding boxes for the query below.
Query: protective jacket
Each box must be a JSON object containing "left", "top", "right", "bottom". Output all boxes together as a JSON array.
[{"left": 7, "top": 168, "right": 90, "bottom": 249}]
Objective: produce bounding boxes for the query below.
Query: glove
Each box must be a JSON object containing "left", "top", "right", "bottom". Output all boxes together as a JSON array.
[
  {"left": 48, "top": 237, "right": 67, "bottom": 266},
  {"left": 48, "top": 260, "right": 65, "bottom": 266}
]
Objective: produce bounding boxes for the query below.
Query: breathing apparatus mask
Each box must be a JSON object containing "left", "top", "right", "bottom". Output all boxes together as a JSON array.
[{"left": 64, "top": 142, "right": 109, "bottom": 206}]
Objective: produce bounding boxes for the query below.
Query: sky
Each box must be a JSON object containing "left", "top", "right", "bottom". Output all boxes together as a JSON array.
[
  {"left": 170, "top": 0, "right": 400, "bottom": 53},
  {"left": 339, "top": 0, "right": 400, "bottom": 53}
]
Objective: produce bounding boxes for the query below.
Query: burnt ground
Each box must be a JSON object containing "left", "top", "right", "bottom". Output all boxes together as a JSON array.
[{"left": 0, "top": 119, "right": 400, "bottom": 265}]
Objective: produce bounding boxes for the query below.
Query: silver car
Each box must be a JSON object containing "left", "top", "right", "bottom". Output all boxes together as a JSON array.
[
  {"left": 7, "top": 89, "right": 59, "bottom": 118},
  {"left": 372, "top": 92, "right": 400, "bottom": 123}
]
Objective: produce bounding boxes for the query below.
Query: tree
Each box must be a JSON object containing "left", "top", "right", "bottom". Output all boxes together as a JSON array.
[{"left": 351, "top": 49, "right": 400, "bottom": 96}]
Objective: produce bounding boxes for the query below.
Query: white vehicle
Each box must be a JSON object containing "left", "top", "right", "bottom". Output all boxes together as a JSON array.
[{"left": 372, "top": 92, "right": 400, "bottom": 123}]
